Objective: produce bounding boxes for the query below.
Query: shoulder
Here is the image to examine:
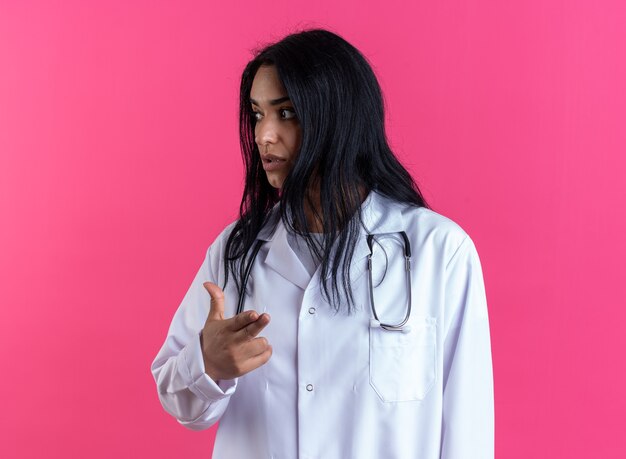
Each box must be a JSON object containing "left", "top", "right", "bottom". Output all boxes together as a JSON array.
[
  {"left": 384, "top": 196, "right": 474, "bottom": 266},
  {"left": 404, "top": 205, "right": 467, "bottom": 241},
  {"left": 413, "top": 206, "right": 476, "bottom": 265},
  {"left": 206, "top": 220, "right": 239, "bottom": 254},
  {"left": 205, "top": 205, "right": 281, "bottom": 262}
]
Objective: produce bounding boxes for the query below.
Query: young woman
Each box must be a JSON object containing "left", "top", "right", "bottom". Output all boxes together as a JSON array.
[{"left": 152, "top": 29, "right": 494, "bottom": 459}]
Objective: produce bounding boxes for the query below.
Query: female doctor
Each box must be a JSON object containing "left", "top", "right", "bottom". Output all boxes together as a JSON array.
[{"left": 151, "top": 29, "right": 494, "bottom": 459}]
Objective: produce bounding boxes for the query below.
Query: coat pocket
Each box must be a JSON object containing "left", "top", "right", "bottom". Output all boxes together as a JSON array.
[{"left": 369, "top": 317, "right": 437, "bottom": 402}]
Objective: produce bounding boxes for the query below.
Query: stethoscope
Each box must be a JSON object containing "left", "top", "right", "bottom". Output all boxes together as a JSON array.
[
  {"left": 366, "top": 232, "right": 412, "bottom": 332},
  {"left": 236, "top": 231, "right": 413, "bottom": 332}
]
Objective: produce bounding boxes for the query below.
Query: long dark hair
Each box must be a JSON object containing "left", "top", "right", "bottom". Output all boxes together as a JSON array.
[{"left": 223, "top": 28, "right": 428, "bottom": 312}]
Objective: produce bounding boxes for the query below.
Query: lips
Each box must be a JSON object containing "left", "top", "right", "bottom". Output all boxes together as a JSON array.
[{"left": 261, "top": 154, "right": 288, "bottom": 172}]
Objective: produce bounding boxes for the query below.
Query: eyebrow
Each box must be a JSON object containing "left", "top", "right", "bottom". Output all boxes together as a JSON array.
[{"left": 249, "top": 96, "right": 291, "bottom": 106}]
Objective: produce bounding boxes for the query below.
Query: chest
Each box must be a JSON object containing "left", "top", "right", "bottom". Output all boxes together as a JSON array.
[{"left": 235, "top": 237, "right": 445, "bottom": 404}]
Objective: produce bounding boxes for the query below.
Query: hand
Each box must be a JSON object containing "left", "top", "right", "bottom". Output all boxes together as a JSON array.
[{"left": 200, "top": 282, "right": 272, "bottom": 381}]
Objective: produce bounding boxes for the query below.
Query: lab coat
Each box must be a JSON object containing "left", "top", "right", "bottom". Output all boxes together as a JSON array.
[{"left": 151, "top": 191, "right": 494, "bottom": 459}]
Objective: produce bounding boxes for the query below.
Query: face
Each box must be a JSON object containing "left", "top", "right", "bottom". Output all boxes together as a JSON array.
[{"left": 250, "top": 65, "right": 302, "bottom": 189}]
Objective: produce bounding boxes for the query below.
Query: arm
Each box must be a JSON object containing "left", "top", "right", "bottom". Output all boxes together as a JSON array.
[
  {"left": 441, "top": 236, "right": 494, "bottom": 458},
  {"left": 150, "top": 245, "right": 237, "bottom": 431}
]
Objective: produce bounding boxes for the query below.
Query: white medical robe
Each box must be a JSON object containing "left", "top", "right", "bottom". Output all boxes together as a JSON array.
[{"left": 151, "top": 191, "right": 494, "bottom": 458}]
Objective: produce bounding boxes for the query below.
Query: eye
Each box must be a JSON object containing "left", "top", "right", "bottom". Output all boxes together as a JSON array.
[
  {"left": 280, "top": 108, "right": 297, "bottom": 120},
  {"left": 251, "top": 111, "right": 263, "bottom": 121}
]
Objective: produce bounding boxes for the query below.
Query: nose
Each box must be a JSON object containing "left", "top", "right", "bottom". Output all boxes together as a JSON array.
[{"left": 254, "top": 117, "right": 278, "bottom": 148}]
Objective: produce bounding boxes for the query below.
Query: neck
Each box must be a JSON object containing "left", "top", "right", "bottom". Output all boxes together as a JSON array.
[
  {"left": 304, "top": 192, "right": 324, "bottom": 233},
  {"left": 302, "top": 185, "right": 368, "bottom": 233}
]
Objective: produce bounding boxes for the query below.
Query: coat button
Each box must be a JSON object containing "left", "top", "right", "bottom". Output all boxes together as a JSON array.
[
  {"left": 308, "top": 307, "right": 316, "bottom": 314},
  {"left": 306, "top": 384, "right": 314, "bottom": 391}
]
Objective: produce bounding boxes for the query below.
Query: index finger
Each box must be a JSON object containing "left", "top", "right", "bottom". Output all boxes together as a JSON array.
[
  {"left": 226, "top": 309, "right": 261, "bottom": 332},
  {"left": 235, "top": 313, "right": 271, "bottom": 341}
]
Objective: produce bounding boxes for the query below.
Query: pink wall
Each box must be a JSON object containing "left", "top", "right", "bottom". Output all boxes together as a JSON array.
[{"left": 1, "top": 1, "right": 625, "bottom": 457}]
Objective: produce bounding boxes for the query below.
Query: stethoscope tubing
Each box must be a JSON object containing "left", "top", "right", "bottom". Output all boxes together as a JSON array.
[
  {"left": 235, "top": 232, "right": 413, "bottom": 331},
  {"left": 236, "top": 239, "right": 264, "bottom": 315},
  {"left": 366, "top": 232, "right": 412, "bottom": 331}
]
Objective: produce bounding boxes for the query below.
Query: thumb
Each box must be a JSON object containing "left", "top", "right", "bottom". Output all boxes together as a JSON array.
[{"left": 203, "top": 282, "right": 225, "bottom": 321}]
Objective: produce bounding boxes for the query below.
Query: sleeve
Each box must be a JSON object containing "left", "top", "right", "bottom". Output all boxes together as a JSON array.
[
  {"left": 150, "top": 240, "right": 238, "bottom": 431},
  {"left": 440, "top": 236, "right": 494, "bottom": 458}
]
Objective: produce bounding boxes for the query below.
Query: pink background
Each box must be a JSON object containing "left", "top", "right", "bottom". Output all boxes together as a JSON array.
[{"left": 1, "top": 1, "right": 625, "bottom": 457}]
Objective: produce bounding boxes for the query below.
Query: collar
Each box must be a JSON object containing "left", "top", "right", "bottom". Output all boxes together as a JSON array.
[
  {"left": 255, "top": 190, "right": 406, "bottom": 239},
  {"left": 253, "top": 191, "right": 408, "bottom": 289}
]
